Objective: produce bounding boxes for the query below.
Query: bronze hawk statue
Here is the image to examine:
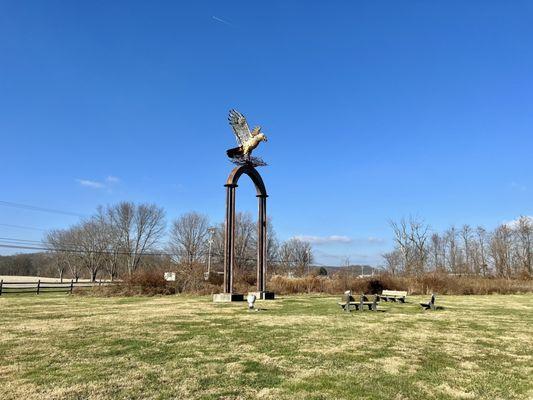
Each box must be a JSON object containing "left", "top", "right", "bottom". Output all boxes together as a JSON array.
[{"left": 227, "top": 109, "right": 268, "bottom": 166}]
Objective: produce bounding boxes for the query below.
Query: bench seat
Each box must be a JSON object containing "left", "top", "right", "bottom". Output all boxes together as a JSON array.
[
  {"left": 380, "top": 290, "right": 407, "bottom": 303},
  {"left": 338, "top": 294, "right": 378, "bottom": 312},
  {"left": 420, "top": 294, "right": 436, "bottom": 310}
]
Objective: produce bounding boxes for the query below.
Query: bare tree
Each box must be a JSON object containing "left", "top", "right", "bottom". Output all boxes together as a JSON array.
[
  {"left": 283, "top": 238, "right": 313, "bottom": 276},
  {"left": 71, "top": 219, "right": 109, "bottom": 282},
  {"left": 106, "top": 202, "right": 166, "bottom": 275},
  {"left": 444, "top": 226, "right": 458, "bottom": 274},
  {"left": 389, "top": 217, "right": 429, "bottom": 275},
  {"left": 168, "top": 212, "right": 209, "bottom": 266},
  {"left": 45, "top": 230, "right": 69, "bottom": 282},
  {"left": 210, "top": 222, "right": 225, "bottom": 269},
  {"left": 515, "top": 216, "right": 532, "bottom": 275},
  {"left": 385, "top": 216, "right": 531, "bottom": 278},
  {"left": 389, "top": 218, "right": 412, "bottom": 274},
  {"left": 490, "top": 224, "right": 513, "bottom": 277},
  {"left": 428, "top": 233, "right": 445, "bottom": 272},
  {"left": 277, "top": 240, "right": 294, "bottom": 275},
  {"left": 233, "top": 212, "right": 257, "bottom": 271},
  {"left": 95, "top": 208, "right": 124, "bottom": 281},
  {"left": 474, "top": 226, "right": 489, "bottom": 276},
  {"left": 45, "top": 228, "right": 81, "bottom": 282},
  {"left": 408, "top": 217, "right": 429, "bottom": 275},
  {"left": 459, "top": 225, "right": 473, "bottom": 275},
  {"left": 266, "top": 217, "right": 279, "bottom": 267},
  {"left": 382, "top": 250, "right": 402, "bottom": 275},
  {"left": 207, "top": 213, "right": 279, "bottom": 277}
]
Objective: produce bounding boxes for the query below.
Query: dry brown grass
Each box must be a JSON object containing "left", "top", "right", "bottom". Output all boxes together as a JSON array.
[
  {"left": 268, "top": 273, "right": 533, "bottom": 295},
  {"left": 0, "top": 294, "right": 532, "bottom": 399}
]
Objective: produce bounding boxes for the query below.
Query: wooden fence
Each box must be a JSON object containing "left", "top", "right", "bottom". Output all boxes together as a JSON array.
[{"left": 0, "top": 279, "right": 110, "bottom": 295}]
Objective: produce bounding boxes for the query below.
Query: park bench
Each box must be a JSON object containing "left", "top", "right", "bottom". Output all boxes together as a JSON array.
[
  {"left": 338, "top": 293, "right": 378, "bottom": 312},
  {"left": 379, "top": 290, "right": 407, "bottom": 303},
  {"left": 420, "top": 294, "right": 436, "bottom": 310}
]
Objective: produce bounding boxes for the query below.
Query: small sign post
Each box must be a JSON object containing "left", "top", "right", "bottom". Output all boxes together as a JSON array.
[{"left": 164, "top": 272, "right": 176, "bottom": 282}]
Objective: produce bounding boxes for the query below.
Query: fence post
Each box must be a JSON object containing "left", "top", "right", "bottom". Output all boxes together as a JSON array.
[
  {"left": 70, "top": 279, "right": 74, "bottom": 294},
  {"left": 36, "top": 279, "right": 40, "bottom": 295},
  {"left": 0, "top": 279, "right": 3, "bottom": 296}
]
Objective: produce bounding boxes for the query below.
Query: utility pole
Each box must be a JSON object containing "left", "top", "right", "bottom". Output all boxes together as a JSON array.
[
  {"left": 306, "top": 248, "right": 310, "bottom": 276},
  {"left": 205, "top": 227, "right": 216, "bottom": 281}
]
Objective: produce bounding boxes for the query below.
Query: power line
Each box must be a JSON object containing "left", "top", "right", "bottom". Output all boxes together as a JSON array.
[
  {"left": 0, "top": 237, "right": 79, "bottom": 250},
  {"left": 0, "top": 201, "right": 85, "bottom": 217},
  {"left": 0, "top": 233, "right": 170, "bottom": 256},
  {"left": 0, "top": 241, "right": 318, "bottom": 265},
  {"left": 0, "top": 237, "right": 44, "bottom": 244},
  {"left": 0, "top": 235, "right": 322, "bottom": 265},
  {"left": 0, "top": 223, "right": 48, "bottom": 231},
  {"left": 0, "top": 244, "right": 48, "bottom": 252},
  {"left": 0, "top": 235, "right": 173, "bottom": 256},
  {"left": 0, "top": 242, "right": 172, "bottom": 257}
]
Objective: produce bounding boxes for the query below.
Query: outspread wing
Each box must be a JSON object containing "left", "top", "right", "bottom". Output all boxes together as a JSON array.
[{"left": 228, "top": 109, "right": 252, "bottom": 146}]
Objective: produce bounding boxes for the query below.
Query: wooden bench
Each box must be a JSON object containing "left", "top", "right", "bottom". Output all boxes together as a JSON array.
[
  {"left": 338, "top": 294, "right": 378, "bottom": 312},
  {"left": 379, "top": 290, "right": 407, "bottom": 303},
  {"left": 420, "top": 294, "right": 436, "bottom": 310}
]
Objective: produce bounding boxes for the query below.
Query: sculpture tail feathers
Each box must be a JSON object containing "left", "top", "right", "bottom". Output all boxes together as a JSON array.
[{"left": 227, "top": 146, "right": 243, "bottom": 158}]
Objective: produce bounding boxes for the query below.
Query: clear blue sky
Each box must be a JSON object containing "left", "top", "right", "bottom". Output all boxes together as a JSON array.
[{"left": 1, "top": 1, "right": 532, "bottom": 265}]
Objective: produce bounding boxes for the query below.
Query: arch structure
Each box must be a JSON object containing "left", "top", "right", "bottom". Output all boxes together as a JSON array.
[{"left": 214, "top": 164, "right": 274, "bottom": 302}]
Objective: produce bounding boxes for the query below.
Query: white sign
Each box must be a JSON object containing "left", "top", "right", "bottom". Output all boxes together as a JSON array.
[{"left": 164, "top": 272, "right": 176, "bottom": 281}]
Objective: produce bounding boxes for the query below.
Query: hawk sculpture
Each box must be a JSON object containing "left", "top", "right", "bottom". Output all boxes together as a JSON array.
[{"left": 227, "top": 109, "right": 268, "bottom": 166}]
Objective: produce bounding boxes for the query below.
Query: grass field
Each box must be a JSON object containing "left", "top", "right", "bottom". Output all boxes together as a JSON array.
[{"left": 1, "top": 294, "right": 532, "bottom": 400}]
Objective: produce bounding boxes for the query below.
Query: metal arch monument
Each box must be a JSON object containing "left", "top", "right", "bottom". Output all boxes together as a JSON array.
[{"left": 213, "top": 110, "right": 275, "bottom": 302}]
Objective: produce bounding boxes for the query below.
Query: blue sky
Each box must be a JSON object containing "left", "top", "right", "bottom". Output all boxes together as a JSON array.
[{"left": 1, "top": 1, "right": 532, "bottom": 265}]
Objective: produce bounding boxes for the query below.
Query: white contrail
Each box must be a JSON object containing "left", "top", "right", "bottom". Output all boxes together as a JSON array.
[{"left": 212, "top": 15, "right": 232, "bottom": 26}]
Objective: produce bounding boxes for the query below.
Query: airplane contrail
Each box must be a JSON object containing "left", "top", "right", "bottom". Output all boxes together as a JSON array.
[{"left": 212, "top": 15, "right": 232, "bottom": 26}]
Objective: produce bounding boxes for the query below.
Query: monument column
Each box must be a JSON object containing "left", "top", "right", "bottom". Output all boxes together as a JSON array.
[
  {"left": 215, "top": 167, "right": 274, "bottom": 302},
  {"left": 257, "top": 194, "right": 268, "bottom": 293},
  {"left": 224, "top": 183, "right": 237, "bottom": 294}
]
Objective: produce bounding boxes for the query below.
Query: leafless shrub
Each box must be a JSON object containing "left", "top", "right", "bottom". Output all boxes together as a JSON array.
[
  {"left": 268, "top": 273, "right": 532, "bottom": 295},
  {"left": 86, "top": 270, "right": 174, "bottom": 296}
]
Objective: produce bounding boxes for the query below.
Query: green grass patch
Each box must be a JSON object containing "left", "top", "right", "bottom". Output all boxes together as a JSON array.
[{"left": 0, "top": 294, "right": 532, "bottom": 399}]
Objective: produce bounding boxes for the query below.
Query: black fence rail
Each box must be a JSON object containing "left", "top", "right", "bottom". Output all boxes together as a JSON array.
[{"left": 0, "top": 279, "right": 111, "bottom": 295}]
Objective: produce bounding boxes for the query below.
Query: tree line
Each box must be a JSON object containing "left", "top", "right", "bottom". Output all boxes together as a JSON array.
[
  {"left": 41, "top": 201, "right": 314, "bottom": 282},
  {"left": 6, "top": 201, "right": 530, "bottom": 282},
  {"left": 383, "top": 216, "right": 532, "bottom": 277}
]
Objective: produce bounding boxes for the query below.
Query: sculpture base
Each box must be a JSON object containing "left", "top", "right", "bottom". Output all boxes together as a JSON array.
[
  {"left": 249, "top": 291, "right": 275, "bottom": 300},
  {"left": 213, "top": 293, "right": 245, "bottom": 303}
]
